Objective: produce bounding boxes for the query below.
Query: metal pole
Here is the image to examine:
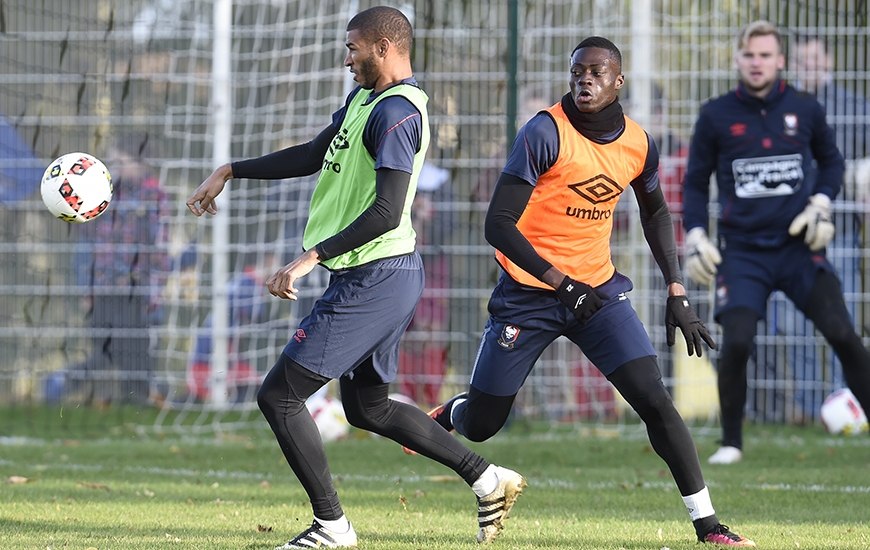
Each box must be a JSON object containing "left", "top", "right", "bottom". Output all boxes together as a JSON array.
[
  {"left": 506, "top": 0, "right": 519, "bottom": 154},
  {"left": 209, "top": 0, "right": 232, "bottom": 406}
]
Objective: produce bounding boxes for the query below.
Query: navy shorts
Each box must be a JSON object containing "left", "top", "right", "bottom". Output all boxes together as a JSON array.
[
  {"left": 282, "top": 252, "right": 424, "bottom": 382},
  {"left": 714, "top": 237, "right": 836, "bottom": 320},
  {"left": 469, "top": 271, "right": 656, "bottom": 396}
]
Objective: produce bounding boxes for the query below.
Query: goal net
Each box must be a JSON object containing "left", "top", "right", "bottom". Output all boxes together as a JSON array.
[{"left": 1, "top": 0, "right": 868, "bottom": 436}]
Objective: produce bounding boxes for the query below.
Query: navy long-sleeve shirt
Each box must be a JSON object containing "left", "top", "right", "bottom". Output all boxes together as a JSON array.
[{"left": 683, "top": 79, "right": 844, "bottom": 247}]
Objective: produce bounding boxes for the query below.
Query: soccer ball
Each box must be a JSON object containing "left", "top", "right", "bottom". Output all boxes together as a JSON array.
[
  {"left": 306, "top": 393, "right": 350, "bottom": 443},
  {"left": 820, "top": 388, "right": 868, "bottom": 436},
  {"left": 40, "top": 152, "right": 113, "bottom": 223}
]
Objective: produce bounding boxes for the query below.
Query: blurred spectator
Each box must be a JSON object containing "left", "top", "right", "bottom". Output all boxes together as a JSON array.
[
  {"left": 398, "top": 161, "right": 454, "bottom": 407},
  {"left": 791, "top": 34, "right": 870, "bottom": 162},
  {"left": 186, "top": 251, "right": 276, "bottom": 403},
  {"left": 0, "top": 109, "right": 43, "bottom": 206},
  {"left": 60, "top": 134, "right": 170, "bottom": 405}
]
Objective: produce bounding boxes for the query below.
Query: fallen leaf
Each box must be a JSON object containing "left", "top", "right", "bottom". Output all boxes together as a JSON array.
[{"left": 257, "top": 524, "right": 273, "bottom": 532}]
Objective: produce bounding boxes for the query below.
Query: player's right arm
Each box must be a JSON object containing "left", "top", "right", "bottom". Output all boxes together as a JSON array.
[
  {"left": 681, "top": 107, "right": 718, "bottom": 234},
  {"left": 484, "top": 113, "right": 561, "bottom": 287},
  {"left": 186, "top": 106, "right": 345, "bottom": 216},
  {"left": 681, "top": 105, "right": 724, "bottom": 287},
  {"left": 485, "top": 173, "right": 561, "bottom": 286}
]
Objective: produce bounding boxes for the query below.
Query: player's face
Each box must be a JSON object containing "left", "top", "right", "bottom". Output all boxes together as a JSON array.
[
  {"left": 345, "top": 29, "right": 381, "bottom": 90},
  {"left": 569, "top": 47, "right": 624, "bottom": 114},
  {"left": 735, "top": 34, "right": 785, "bottom": 97}
]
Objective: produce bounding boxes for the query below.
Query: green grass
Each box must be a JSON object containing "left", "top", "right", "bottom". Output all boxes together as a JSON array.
[{"left": 1, "top": 409, "right": 869, "bottom": 549}]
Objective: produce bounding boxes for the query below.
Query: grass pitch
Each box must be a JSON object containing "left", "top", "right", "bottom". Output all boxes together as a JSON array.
[{"left": 1, "top": 407, "right": 869, "bottom": 549}]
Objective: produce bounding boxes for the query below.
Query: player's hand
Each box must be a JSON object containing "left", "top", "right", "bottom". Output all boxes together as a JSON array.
[
  {"left": 186, "top": 164, "right": 233, "bottom": 216},
  {"left": 788, "top": 193, "right": 834, "bottom": 251},
  {"left": 556, "top": 276, "right": 605, "bottom": 324},
  {"left": 665, "top": 295, "right": 716, "bottom": 357},
  {"left": 684, "top": 227, "right": 721, "bottom": 287},
  {"left": 266, "top": 249, "right": 320, "bottom": 300}
]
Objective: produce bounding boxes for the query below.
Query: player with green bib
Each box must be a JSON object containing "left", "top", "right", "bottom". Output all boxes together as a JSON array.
[{"left": 186, "top": 6, "right": 524, "bottom": 548}]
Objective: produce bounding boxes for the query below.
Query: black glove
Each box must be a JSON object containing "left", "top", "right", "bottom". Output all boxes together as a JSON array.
[
  {"left": 666, "top": 295, "right": 716, "bottom": 357},
  {"left": 556, "top": 276, "right": 604, "bottom": 324}
]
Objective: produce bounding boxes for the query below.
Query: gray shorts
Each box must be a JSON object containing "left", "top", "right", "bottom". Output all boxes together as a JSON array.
[{"left": 282, "top": 252, "right": 424, "bottom": 382}]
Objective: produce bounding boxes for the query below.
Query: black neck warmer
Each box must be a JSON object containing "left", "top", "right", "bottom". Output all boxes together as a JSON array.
[{"left": 560, "top": 92, "right": 625, "bottom": 141}]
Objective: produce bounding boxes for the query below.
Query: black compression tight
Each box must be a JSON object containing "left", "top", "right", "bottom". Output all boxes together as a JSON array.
[
  {"left": 452, "top": 387, "right": 516, "bottom": 443},
  {"left": 800, "top": 271, "right": 870, "bottom": 424},
  {"left": 717, "top": 270, "right": 870, "bottom": 448},
  {"left": 257, "top": 354, "right": 341, "bottom": 520},
  {"left": 339, "top": 366, "right": 489, "bottom": 486},
  {"left": 454, "top": 356, "right": 706, "bottom": 496},
  {"left": 257, "top": 354, "right": 489, "bottom": 521},
  {"left": 716, "top": 307, "right": 757, "bottom": 449},
  {"left": 607, "top": 356, "right": 707, "bottom": 496}
]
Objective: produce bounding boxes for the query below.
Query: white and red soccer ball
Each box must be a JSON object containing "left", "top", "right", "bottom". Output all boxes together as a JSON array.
[
  {"left": 306, "top": 391, "right": 350, "bottom": 443},
  {"left": 41, "top": 152, "right": 113, "bottom": 223},
  {"left": 820, "top": 388, "right": 868, "bottom": 436}
]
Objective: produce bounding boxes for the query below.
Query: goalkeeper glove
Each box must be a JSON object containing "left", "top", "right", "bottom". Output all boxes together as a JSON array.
[
  {"left": 684, "top": 227, "right": 722, "bottom": 287},
  {"left": 788, "top": 193, "right": 835, "bottom": 251},
  {"left": 665, "top": 295, "right": 716, "bottom": 357},
  {"left": 556, "top": 276, "right": 604, "bottom": 324}
]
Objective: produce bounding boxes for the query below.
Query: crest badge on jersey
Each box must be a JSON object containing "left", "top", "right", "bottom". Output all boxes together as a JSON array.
[
  {"left": 783, "top": 113, "right": 798, "bottom": 136},
  {"left": 716, "top": 285, "right": 729, "bottom": 309},
  {"left": 498, "top": 324, "right": 521, "bottom": 349}
]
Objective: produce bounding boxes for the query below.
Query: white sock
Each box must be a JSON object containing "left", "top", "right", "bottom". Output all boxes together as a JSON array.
[
  {"left": 471, "top": 464, "right": 498, "bottom": 497},
  {"left": 315, "top": 515, "right": 350, "bottom": 533},
  {"left": 449, "top": 396, "right": 467, "bottom": 427},
  {"left": 681, "top": 486, "right": 715, "bottom": 521}
]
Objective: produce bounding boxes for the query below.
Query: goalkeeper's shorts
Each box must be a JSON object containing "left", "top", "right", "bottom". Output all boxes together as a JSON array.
[{"left": 713, "top": 237, "right": 836, "bottom": 320}]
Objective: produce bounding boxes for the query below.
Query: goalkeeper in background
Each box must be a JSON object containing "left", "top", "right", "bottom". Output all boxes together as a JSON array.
[
  {"left": 186, "top": 6, "right": 523, "bottom": 548},
  {"left": 682, "top": 20, "right": 870, "bottom": 465}
]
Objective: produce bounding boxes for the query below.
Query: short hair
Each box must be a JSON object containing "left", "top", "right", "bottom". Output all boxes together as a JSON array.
[
  {"left": 571, "top": 36, "right": 622, "bottom": 71},
  {"left": 736, "top": 20, "right": 782, "bottom": 53},
  {"left": 347, "top": 6, "right": 413, "bottom": 56}
]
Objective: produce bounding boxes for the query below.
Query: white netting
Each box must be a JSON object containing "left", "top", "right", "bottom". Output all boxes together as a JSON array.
[{"left": 1, "top": 0, "right": 868, "bottom": 435}]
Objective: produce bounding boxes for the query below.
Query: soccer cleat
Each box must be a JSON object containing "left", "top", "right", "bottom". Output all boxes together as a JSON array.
[
  {"left": 402, "top": 393, "right": 467, "bottom": 455},
  {"left": 708, "top": 446, "right": 743, "bottom": 465},
  {"left": 477, "top": 466, "right": 526, "bottom": 544},
  {"left": 275, "top": 520, "right": 358, "bottom": 549},
  {"left": 701, "top": 523, "right": 756, "bottom": 547}
]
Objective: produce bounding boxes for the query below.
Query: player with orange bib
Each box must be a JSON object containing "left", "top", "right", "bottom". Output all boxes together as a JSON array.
[{"left": 417, "top": 36, "right": 754, "bottom": 547}]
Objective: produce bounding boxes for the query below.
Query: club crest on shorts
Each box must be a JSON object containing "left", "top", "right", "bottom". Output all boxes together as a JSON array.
[{"left": 498, "top": 324, "right": 521, "bottom": 349}]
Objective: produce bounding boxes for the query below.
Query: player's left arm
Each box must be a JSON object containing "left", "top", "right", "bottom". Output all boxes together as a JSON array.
[
  {"left": 809, "top": 102, "right": 845, "bottom": 199},
  {"left": 484, "top": 114, "right": 563, "bottom": 288},
  {"left": 631, "top": 133, "right": 682, "bottom": 289},
  {"left": 786, "top": 102, "right": 846, "bottom": 251},
  {"left": 633, "top": 136, "right": 715, "bottom": 355}
]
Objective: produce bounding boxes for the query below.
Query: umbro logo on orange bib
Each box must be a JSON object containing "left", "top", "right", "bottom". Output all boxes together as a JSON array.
[
  {"left": 565, "top": 174, "right": 621, "bottom": 221},
  {"left": 568, "top": 174, "right": 624, "bottom": 203}
]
